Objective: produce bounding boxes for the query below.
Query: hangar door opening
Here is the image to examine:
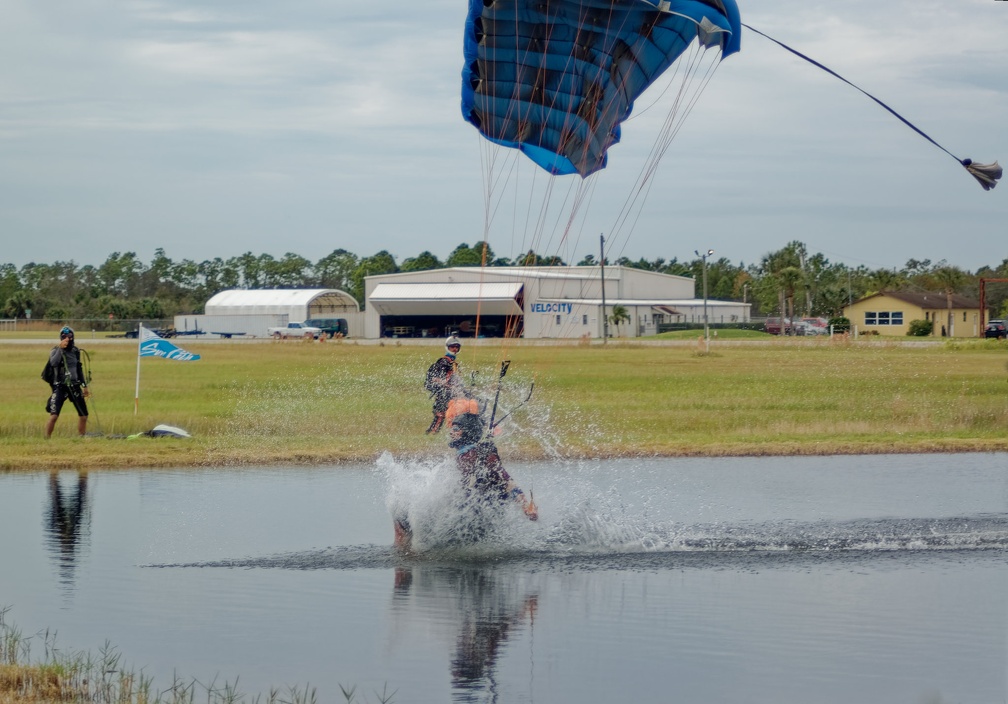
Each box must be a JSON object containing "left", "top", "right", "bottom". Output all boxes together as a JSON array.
[{"left": 369, "top": 282, "right": 524, "bottom": 338}]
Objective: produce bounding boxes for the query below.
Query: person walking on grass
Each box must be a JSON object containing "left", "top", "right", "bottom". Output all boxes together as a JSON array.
[
  {"left": 425, "top": 334, "right": 463, "bottom": 434},
  {"left": 44, "top": 326, "right": 90, "bottom": 438}
]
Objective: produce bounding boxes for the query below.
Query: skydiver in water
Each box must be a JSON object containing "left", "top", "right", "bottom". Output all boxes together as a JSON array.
[
  {"left": 448, "top": 401, "right": 537, "bottom": 521},
  {"left": 394, "top": 387, "right": 536, "bottom": 551}
]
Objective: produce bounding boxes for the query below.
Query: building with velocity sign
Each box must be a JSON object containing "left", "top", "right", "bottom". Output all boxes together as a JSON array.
[{"left": 363, "top": 266, "right": 749, "bottom": 339}]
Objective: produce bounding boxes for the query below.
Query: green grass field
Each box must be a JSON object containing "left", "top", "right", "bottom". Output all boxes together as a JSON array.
[{"left": 2, "top": 336, "right": 1006, "bottom": 470}]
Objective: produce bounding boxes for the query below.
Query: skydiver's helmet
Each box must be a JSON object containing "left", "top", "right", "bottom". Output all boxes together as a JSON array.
[
  {"left": 445, "top": 334, "right": 462, "bottom": 355},
  {"left": 59, "top": 326, "right": 74, "bottom": 343},
  {"left": 449, "top": 411, "right": 485, "bottom": 449}
]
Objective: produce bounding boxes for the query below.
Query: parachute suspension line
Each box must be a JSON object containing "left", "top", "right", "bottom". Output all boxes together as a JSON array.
[
  {"left": 614, "top": 46, "right": 722, "bottom": 254},
  {"left": 644, "top": 45, "right": 722, "bottom": 183},
  {"left": 742, "top": 22, "right": 1001, "bottom": 191},
  {"left": 605, "top": 39, "right": 724, "bottom": 262}
]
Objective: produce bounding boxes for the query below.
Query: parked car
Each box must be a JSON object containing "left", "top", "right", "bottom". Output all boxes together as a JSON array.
[
  {"left": 764, "top": 317, "right": 790, "bottom": 335},
  {"left": 801, "top": 317, "right": 829, "bottom": 335},
  {"left": 268, "top": 321, "right": 323, "bottom": 339},
  {"left": 794, "top": 321, "right": 815, "bottom": 336},
  {"left": 305, "top": 318, "right": 349, "bottom": 338},
  {"left": 984, "top": 320, "right": 1006, "bottom": 339}
]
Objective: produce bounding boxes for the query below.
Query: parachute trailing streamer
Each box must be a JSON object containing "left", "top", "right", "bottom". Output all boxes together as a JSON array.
[
  {"left": 743, "top": 23, "right": 1001, "bottom": 191},
  {"left": 461, "top": 0, "right": 742, "bottom": 178}
]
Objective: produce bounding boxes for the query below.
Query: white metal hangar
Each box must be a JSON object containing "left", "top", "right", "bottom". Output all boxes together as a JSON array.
[
  {"left": 364, "top": 266, "right": 749, "bottom": 339},
  {"left": 176, "top": 289, "right": 362, "bottom": 338}
]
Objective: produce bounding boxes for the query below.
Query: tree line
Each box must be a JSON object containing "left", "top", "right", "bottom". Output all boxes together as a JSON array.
[{"left": 3, "top": 242, "right": 1007, "bottom": 322}]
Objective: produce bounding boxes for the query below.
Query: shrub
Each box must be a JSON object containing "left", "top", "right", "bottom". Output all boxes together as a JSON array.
[
  {"left": 907, "top": 319, "right": 933, "bottom": 336},
  {"left": 828, "top": 316, "right": 850, "bottom": 333}
]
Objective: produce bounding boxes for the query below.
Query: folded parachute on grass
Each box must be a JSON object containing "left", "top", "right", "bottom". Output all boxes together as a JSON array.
[{"left": 126, "top": 424, "right": 192, "bottom": 440}]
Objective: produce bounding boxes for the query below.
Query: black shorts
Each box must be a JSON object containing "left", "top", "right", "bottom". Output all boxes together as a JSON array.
[{"left": 46, "top": 385, "right": 88, "bottom": 417}]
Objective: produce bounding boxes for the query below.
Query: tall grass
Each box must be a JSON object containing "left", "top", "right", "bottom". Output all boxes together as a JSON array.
[
  {"left": 0, "top": 607, "right": 392, "bottom": 704},
  {"left": 2, "top": 337, "right": 1006, "bottom": 469}
]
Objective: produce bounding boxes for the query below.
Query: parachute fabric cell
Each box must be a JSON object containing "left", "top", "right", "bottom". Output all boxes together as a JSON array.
[{"left": 461, "top": 0, "right": 741, "bottom": 178}]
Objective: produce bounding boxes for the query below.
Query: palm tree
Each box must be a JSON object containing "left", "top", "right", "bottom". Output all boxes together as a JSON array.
[
  {"left": 610, "top": 304, "right": 630, "bottom": 337},
  {"left": 3, "top": 289, "right": 33, "bottom": 318},
  {"left": 777, "top": 266, "right": 804, "bottom": 335},
  {"left": 933, "top": 266, "right": 965, "bottom": 336}
]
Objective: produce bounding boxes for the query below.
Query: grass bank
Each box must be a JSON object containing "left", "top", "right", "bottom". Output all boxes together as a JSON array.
[
  {"left": 0, "top": 607, "right": 378, "bottom": 704},
  {"left": 2, "top": 337, "right": 1006, "bottom": 470}
]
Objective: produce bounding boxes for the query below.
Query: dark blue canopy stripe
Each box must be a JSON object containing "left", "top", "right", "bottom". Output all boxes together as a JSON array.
[{"left": 463, "top": 0, "right": 741, "bottom": 177}]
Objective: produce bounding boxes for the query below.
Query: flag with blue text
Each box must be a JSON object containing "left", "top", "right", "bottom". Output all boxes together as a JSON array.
[
  {"left": 135, "top": 324, "right": 200, "bottom": 414},
  {"left": 139, "top": 325, "right": 200, "bottom": 361}
]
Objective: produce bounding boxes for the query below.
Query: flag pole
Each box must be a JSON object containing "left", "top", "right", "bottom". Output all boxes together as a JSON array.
[{"left": 134, "top": 323, "right": 143, "bottom": 416}]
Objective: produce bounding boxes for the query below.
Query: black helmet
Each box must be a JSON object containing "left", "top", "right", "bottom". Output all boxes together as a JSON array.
[{"left": 449, "top": 412, "right": 484, "bottom": 449}]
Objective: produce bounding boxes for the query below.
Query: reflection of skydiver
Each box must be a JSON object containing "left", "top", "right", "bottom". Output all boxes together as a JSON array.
[
  {"left": 452, "top": 591, "right": 538, "bottom": 694},
  {"left": 391, "top": 567, "right": 538, "bottom": 700},
  {"left": 46, "top": 471, "right": 90, "bottom": 584}
]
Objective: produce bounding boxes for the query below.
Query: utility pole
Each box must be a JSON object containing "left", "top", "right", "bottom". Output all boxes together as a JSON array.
[
  {"left": 600, "top": 234, "right": 608, "bottom": 344},
  {"left": 695, "top": 248, "right": 713, "bottom": 352}
]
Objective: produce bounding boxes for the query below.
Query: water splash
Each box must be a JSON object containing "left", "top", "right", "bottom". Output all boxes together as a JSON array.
[
  {"left": 380, "top": 452, "right": 539, "bottom": 556},
  {"left": 379, "top": 453, "right": 1008, "bottom": 558}
]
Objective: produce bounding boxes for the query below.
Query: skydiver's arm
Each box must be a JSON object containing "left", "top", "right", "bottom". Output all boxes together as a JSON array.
[{"left": 506, "top": 481, "right": 538, "bottom": 521}]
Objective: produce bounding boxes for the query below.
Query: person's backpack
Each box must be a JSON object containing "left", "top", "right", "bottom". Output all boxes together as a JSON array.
[
  {"left": 41, "top": 360, "right": 56, "bottom": 385},
  {"left": 424, "top": 361, "right": 439, "bottom": 394}
]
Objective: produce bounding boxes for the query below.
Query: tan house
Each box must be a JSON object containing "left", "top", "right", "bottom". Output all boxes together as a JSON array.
[{"left": 843, "top": 290, "right": 984, "bottom": 338}]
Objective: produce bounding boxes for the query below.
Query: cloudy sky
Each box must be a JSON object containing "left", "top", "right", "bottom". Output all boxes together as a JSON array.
[{"left": 2, "top": 0, "right": 1005, "bottom": 273}]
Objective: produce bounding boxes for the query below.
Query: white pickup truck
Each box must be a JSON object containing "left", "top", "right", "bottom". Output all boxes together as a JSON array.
[{"left": 268, "top": 321, "right": 323, "bottom": 339}]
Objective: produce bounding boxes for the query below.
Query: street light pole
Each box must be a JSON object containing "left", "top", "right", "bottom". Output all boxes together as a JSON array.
[
  {"left": 695, "top": 249, "right": 714, "bottom": 352},
  {"left": 600, "top": 234, "right": 608, "bottom": 344}
]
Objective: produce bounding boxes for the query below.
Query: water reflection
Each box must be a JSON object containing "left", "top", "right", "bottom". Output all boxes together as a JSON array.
[
  {"left": 393, "top": 565, "right": 538, "bottom": 703},
  {"left": 44, "top": 471, "right": 91, "bottom": 587}
]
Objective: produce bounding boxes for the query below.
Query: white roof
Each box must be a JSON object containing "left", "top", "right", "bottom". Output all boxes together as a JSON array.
[
  {"left": 369, "top": 282, "right": 524, "bottom": 316},
  {"left": 368, "top": 265, "right": 691, "bottom": 284},
  {"left": 205, "top": 289, "right": 359, "bottom": 315}
]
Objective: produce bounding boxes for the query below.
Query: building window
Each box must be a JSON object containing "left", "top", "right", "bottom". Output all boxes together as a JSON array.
[
  {"left": 556, "top": 314, "right": 561, "bottom": 325},
  {"left": 582, "top": 314, "right": 588, "bottom": 325},
  {"left": 865, "top": 311, "right": 903, "bottom": 326},
  {"left": 963, "top": 312, "right": 967, "bottom": 322}
]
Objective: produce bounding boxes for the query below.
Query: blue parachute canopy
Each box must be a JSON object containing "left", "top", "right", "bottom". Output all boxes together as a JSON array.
[{"left": 462, "top": 0, "right": 741, "bottom": 178}]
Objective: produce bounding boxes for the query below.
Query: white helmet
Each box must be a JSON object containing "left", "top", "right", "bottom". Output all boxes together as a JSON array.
[{"left": 445, "top": 335, "right": 462, "bottom": 353}]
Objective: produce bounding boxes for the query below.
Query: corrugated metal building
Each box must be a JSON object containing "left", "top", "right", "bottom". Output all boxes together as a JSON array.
[
  {"left": 364, "top": 266, "right": 749, "bottom": 339},
  {"left": 178, "top": 289, "right": 363, "bottom": 338}
]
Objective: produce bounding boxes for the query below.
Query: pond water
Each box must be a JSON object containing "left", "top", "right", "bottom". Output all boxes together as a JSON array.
[{"left": 1, "top": 453, "right": 1006, "bottom": 703}]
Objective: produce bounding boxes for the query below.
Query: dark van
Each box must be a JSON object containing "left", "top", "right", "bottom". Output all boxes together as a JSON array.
[{"left": 305, "top": 318, "right": 349, "bottom": 338}]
